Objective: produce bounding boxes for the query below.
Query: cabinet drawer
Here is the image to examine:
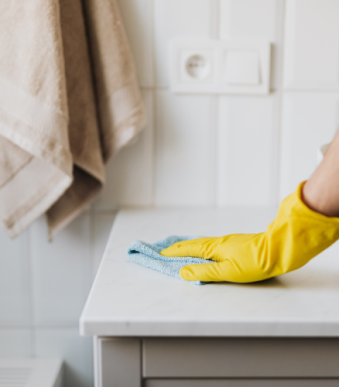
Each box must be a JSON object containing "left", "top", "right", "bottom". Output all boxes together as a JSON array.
[
  {"left": 145, "top": 380, "right": 339, "bottom": 387},
  {"left": 143, "top": 338, "right": 339, "bottom": 378}
]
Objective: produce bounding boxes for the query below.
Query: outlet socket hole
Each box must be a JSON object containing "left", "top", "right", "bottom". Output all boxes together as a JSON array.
[{"left": 186, "top": 54, "right": 209, "bottom": 79}]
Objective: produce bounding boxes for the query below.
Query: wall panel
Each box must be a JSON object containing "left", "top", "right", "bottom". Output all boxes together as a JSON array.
[
  {"left": 155, "top": 91, "right": 215, "bottom": 206},
  {"left": 284, "top": 0, "right": 339, "bottom": 90},
  {"left": 217, "top": 94, "right": 279, "bottom": 206},
  {"left": 280, "top": 93, "right": 339, "bottom": 199},
  {"left": 155, "top": 0, "right": 217, "bottom": 86}
]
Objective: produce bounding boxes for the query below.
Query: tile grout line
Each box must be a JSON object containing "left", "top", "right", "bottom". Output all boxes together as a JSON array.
[
  {"left": 142, "top": 86, "right": 339, "bottom": 94},
  {"left": 206, "top": 0, "right": 221, "bottom": 207},
  {"left": 27, "top": 224, "right": 36, "bottom": 357},
  {"left": 212, "top": 95, "right": 220, "bottom": 208},
  {"left": 210, "top": 0, "right": 220, "bottom": 39},
  {"left": 151, "top": 0, "right": 157, "bottom": 207},
  {"left": 276, "top": 0, "right": 287, "bottom": 204},
  {"left": 216, "top": 0, "right": 221, "bottom": 40},
  {"left": 89, "top": 204, "right": 96, "bottom": 281},
  {"left": 0, "top": 325, "right": 80, "bottom": 330},
  {"left": 151, "top": 89, "right": 157, "bottom": 208},
  {"left": 213, "top": 0, "right": 221, "bottom": 207}
]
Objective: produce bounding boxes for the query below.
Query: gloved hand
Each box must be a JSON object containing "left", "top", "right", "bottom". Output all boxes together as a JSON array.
[{"left": 161, "top": 182, "right": 339, "bottom": 283}]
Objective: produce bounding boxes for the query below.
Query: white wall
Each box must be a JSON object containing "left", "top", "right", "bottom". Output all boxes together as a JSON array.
[{"left": 1, "top": 0, "right": 339, "bottom": 386}]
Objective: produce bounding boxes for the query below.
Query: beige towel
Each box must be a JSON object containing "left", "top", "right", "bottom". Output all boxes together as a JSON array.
[{"left": 0, "top": 0, "right": 146, "bottom": 238}]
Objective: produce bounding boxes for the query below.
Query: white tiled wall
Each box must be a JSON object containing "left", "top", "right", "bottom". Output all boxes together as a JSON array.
[
  {"left": 0, "top": 231, "right": 30, "bottom": 326},
  {"left": 1, "top": 1, "right": 339, "bottom": 386},
  {"left": 217, "top": 94, "right": 280, "bottom": 206},
  {"left": 220, "top": 0, "right": 284, "bottom": 88},
  {"left": 30, "top": 214, "right": 92, "bottom": 326},
  {"left": 280, "top": 92, "right": 339, "bottom": 198},
  {"left": 284, "top": 0, "right": 339, "bottom": 90},
  {"left": 155, "top": 91, "right": 216, "bottom": 206},
  {"left": 154, "top": 0, "right": 218, "bottom": 85}
]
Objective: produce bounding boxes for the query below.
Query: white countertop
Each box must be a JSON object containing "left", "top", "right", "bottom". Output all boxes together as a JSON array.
[{"left": 80, "top": 208, "right": 339, "bottom": 337}]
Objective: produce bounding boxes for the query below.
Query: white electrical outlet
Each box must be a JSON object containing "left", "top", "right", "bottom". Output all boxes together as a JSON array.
[{"left": 170, "top": 39, "right": 271, "bottom": 95}]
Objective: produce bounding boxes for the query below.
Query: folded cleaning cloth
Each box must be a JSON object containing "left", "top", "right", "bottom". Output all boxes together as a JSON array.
[
  {"left": 0, "top": 0, "right": 146, "bottom": 239},
  {"left": 128, "top": 236, "right": 215, "bottom": 285}
]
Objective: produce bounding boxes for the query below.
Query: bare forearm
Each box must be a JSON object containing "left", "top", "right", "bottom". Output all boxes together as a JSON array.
[{"left": 303, "top": 130, "right": 339, "bottom": 217}]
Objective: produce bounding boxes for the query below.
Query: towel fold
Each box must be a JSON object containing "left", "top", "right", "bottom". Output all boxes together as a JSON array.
[
  {"left": 0, "top": 0, "right": 146, "bottom": 238},
  {"left": 128, "top": 236, "right": 214, "bottom": 285}
]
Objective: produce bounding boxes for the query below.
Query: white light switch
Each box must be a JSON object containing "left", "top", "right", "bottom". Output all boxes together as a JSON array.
[
  {"left": 225, "top": 51, "right": 260, "bottom": 85},
  {"left": 170, "top": 39, "right": 270, "bottom": 94}
]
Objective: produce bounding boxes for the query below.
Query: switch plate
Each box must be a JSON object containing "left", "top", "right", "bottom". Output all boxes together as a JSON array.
[
  {"left": 170, "top": 39, "right": 271, "bottom": 94},
  {"left": 225, "top": 51, "right": 260, "bottom": 85}
]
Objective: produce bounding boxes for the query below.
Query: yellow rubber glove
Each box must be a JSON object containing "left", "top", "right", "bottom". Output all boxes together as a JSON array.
[{"left": 161, "top": 182, "right": 339, "bottom": 283}]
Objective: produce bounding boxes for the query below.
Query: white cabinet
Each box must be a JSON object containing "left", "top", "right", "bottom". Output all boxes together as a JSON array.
[
  {"left": 146, "top": 381, "right": 339, "bottom": 387},
  {"left": 80, "top": 209, "right": 339, "bottom": 387},
  {"left": 94, "top": 338, "right": 141, "bottom": 387},
  {"left": 143, "top": 338, "right": 339, "bottom": 378},
  {"left": 94, "top": 337, "right": 339, "bottom": 386}
]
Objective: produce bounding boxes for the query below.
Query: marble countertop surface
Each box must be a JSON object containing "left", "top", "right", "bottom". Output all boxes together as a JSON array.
[{"left": 80, "top": 208, "right": 339, "bottom": 337}]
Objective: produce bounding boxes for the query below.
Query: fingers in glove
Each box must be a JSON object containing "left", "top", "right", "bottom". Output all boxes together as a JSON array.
[
  {"left": 179, "top": 260, "right": 238, "bottom": 282},
  {"left": 160, "top": 237, "right": 218, "bottom": 260}
]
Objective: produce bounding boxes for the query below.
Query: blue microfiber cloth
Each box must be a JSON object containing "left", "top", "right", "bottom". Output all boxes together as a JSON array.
[{"left": 127, "top": 235, "right": 214, "bottom": 285}]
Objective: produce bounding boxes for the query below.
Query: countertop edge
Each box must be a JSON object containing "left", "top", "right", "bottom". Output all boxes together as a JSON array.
[{"left": 79, "top": 320, "right": 339, "bottom": 337}]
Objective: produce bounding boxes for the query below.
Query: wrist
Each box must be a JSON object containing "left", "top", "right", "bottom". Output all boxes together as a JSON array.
[{"left": 302, "top": 180, "right": 339, "bottom": 217}]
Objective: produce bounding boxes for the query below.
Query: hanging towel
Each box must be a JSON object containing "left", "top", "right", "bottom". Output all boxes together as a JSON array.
[
  {"left": 0, "top": 0, "right": 146, "bottom": 239},
  {"left": 128, "top": 236, "right": 215, "bottom": 285}
]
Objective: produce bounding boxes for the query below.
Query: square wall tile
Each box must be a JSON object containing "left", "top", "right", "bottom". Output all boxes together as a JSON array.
[
  {"left": 155, "top": 90, "right": 215, "bottom": 206},
  {"left": 95, "top": 90, "right": 154, "bottom": 210},
  {"left": 284, "top": 0, "right": 339, "bottom": 90},
  {"left": 30, "top": 214, "right": 91, "bottom": 326},
  {"left": 0, "top": 230, "right": 30, "bottom": 326},
  {"left": 0, "top": 329, "right": 32, "bottom": 356},
  {"left": 220, "top": 0, "right": 284, "bottom": 89},
  {"left": 92, "top": 213, "right": 116, "bottom": 279},
  {"left": 155, "top": 0, "right": 218, "bottom": 86},
  {"left": 280, "top": 93, "right": 339, "bottom": 199},
  {"left": 117, "top": 0, "right": 154, "bottom": 87},
  {"left": 217, "top": 94, "right": 279, "bottom": 206},
  {"left": 35, "top": 328, "right": 93, "bottom": 387}
]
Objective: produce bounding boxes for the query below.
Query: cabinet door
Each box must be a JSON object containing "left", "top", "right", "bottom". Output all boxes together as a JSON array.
[
  {"left": 94, "top": 337, "right": 141, "bottom": 387},
  {"left": 145, "top": 380, "right": 339, "bottom": 387},
  {"left": 143, "top": 338, "right": 339, "bottom": 378}
]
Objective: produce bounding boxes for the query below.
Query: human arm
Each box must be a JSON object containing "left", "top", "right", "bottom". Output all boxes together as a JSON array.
[{"left": 161, "top": 131, "right": 339, "bottom": 283}]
